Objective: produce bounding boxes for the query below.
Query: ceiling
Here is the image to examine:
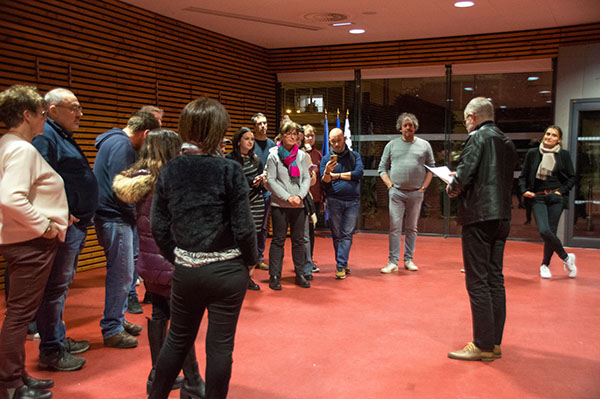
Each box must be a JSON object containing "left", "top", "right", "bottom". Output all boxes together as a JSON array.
[{"left": 120, "top": 0, "right": 600, "bottom": 49}]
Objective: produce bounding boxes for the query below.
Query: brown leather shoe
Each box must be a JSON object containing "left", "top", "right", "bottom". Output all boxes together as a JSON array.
[
  {"left": 103, "top": 330, "right": 138, "bottom": 349},
  {"left": 256, "top": 261, "right": 269, "bottom": 270},
  {"left": 123, "top": 320, "right": 142, "bottom": 336},
  {"left": 448, "top": 342, "right": 494, "bottom": 362},
  {"left": 493, "top": 345, "right": 502, "bottom": 359}
]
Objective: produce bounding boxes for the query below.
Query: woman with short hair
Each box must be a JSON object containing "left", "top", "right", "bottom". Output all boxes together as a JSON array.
[
  {"left": 148, "top": 97, "right": 257, "bottom": 399},
  {"left": 0, "top": 85, "right": 69, "bottom": 399}
]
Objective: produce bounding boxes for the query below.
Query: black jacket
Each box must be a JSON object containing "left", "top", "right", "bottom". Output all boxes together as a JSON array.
[
  {"left": 518, "top": 147, "right": 575, "bottom": 209},
  {"left": 448, "top": 121, "right": 518, "bottom": 226}
]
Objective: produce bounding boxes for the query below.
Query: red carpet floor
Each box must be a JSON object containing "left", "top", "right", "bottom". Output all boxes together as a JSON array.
[{"left": 1, "top": 233, "right": 599, "bottom": 399}]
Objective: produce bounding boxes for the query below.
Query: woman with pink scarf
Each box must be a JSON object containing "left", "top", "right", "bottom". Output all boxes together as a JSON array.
[{"left": 264, "top": 121, "right": 311, "bottom": 290}]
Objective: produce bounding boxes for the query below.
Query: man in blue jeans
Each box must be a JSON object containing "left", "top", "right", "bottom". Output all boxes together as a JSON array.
[
  {"left": 94, "top": 111, "right": 159, "bottom": 348},
  {"left": 32, "top": 88, "right": 98, "bottom": 372},
  {"left": 320, "top": 128, "right": 363, "bottom": 280}
]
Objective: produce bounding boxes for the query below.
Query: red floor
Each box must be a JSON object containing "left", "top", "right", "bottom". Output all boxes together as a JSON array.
[{"left": 1, "top": 233, "right": 599, "bottom": 399}]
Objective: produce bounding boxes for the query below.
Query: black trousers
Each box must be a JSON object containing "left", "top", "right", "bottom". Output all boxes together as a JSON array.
[
  {"left": 269, "top": 206, "right": 306, "bottom": 278},
  {"left": 461, "top": 219, "right": 510, "bottom": 351},
  {"left": 148, "top": 258, "right": 248, "bottom": 399},
  {"left": 532, "top": 193, "right": 568, "bottom": 265}
]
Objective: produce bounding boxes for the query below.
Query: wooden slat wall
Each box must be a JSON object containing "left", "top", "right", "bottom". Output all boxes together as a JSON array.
[
  {"left": 268, "top": 23, "right": 600, "bottom": 72},
  {"left": 0, "top": 0, "right": 277, "bottom": 289}
]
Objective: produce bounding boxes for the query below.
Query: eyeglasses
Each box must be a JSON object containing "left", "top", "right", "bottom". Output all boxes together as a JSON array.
[
  {"left": 40, "top": 110, "right": 47, "bottom": 118},
  {"left": 462, "top": 114, "right": 472, "bottom": 127},
  {"left": 283, "top": 131, "right": 298, "bottom": 136},
  {"left": 55, "top": 104, "right": 83, "bottom": 113}
]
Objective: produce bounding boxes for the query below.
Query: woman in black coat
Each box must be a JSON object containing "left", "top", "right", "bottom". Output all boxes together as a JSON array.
[{"left": 519, "top": 125, "right": 577, "bottom": 279}]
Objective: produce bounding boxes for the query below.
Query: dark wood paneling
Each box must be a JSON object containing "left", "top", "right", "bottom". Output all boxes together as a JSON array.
[{"left": 268, "top": 23, "right": 600, "bottom": 72}]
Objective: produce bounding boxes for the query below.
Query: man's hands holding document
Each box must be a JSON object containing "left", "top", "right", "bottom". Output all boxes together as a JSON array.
[{"left": 425, "top": 166, "right": 458, "bottom": 198}]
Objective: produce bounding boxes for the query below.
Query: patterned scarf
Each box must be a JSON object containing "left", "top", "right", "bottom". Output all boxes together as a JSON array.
[
  {"left": 278, "top": 143, "right": 300, "bottom": 177},
  {"left": 536, "top": 143, "right": 560, "bottom": 180}
]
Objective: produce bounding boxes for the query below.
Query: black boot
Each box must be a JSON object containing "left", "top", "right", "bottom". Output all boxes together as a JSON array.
[
  {"left": 180, "top": 347, "right": 206, "bottom": 399},
  {"left": 146, "top": 318, "right": 184, "bottom": 394}
]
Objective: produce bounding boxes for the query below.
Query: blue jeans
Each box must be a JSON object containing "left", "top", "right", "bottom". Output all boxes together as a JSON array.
[
  {"left": 257, "top": 194, "right": 271, "bottom": 261},
  {"left": 388, "top": 189, "right": 424, "bottom": 264},
  {"left": 532, "top": 193, "right": 568, "bottom": 265},
  {"left": 326, "top": 197, "right": 360, "bottom": 270},
  {"left": 36, "top": 224, "right": 87, "bottom": 353},
  {"left": 95, "top": 220, "right": 136, "bottom": 339},
  {"left": 128, "top": 228, "right": 140, "bottom": 298}
]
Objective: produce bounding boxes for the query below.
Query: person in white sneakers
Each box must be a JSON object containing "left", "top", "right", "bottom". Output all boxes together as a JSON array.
[
  {"left": 378, "top": 113, "right": 434, "bottom": 274},
  {"left": 519, "top": 125, "right": 577, "bottom": 279}
]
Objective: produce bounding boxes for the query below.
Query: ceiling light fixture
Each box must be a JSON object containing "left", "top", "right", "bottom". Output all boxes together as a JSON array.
[
  {"left": 539, "top": 90, "right": 551, "bottom": 94},
  {"left": 454, "top": 1, "right": 475, "bottom": 8},
  {"left": 332, "top": 22, "right": 352, "bottom": 27},
  {"left": 528, "top": 76, "right": 539, "bottom": 81},
  {"left": 349, "top": 28, "right": 365, "bottom": 34},
  {"left": 499, "top": 105, "right": 507, "bottom": 109},
  {"left": 464, "top": 87, "right": 474, "bottom": 91}
]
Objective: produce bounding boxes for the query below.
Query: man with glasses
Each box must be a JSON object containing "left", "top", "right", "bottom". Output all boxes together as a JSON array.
[
  {"left": 446, "top": 97, "right": 517, "bottom": 362},
  {"left": 32, "top": 88, "right": 98, "bottom": 371},
  {"left": 379, "top": 113, "right": 434, "bottom": 274},
  {"left": 251, "top": 113, "right": 276, "bottom": 270}
]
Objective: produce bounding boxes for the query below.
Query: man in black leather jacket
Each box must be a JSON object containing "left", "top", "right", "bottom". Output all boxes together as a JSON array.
[{"left": 446, "top": 97, "right": 518, "bottom": 362}]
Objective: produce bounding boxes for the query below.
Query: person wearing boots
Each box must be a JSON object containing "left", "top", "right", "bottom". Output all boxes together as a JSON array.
[
  {"left": 149, "top": 97, "right": 257, "bottom": 399},
  {"left": 112, "top": 129, "right": 205, "bottom": 397}
]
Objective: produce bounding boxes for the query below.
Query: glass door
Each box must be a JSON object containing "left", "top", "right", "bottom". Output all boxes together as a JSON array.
[{"left": 567, "top": 99, "right": 600, "bottom": 249}]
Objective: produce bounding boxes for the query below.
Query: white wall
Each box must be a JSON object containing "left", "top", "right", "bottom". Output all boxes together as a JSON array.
[{"left": 555, "top": 43, "right": 600, "bottom": 242}]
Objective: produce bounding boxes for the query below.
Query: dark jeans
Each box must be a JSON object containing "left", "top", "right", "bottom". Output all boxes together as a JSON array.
[
  {"left": 269, "top": 206, "right": 306, "bottom": 278},
  {"left": 326, "top": 197, "right": 360, "bottom": 270},
  {"left": 461, "top": 219, "right": 509, "bottom": 351},
  {"left": 532, "top": 193, "right": 568, "bottom": 265},
  {"left": 0, "top": 237, "right": 58, "bottom": 389},
  {"left": 149, "top": 258, "right": 248, "bottom": 399},
  {"left": 36, "top": 224, "right": 87, "bottom": 354},
  {"left": 257, "top": 194, "right": 271, "bottom": 261}
]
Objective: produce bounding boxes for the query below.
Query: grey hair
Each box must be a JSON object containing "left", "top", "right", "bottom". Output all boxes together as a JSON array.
[
  {"left": 139, "top": 105, "right": 163, "bottom": 116},
  {"left": 464, "top": 97, "right": 494, "bottom": 120},
  {"left": 396, "top": 113, "right": 419, "bottom": 132},
  {"left": 44, "top": 88, "right": 76, "bottom": 105},
  {"left": 251, "top": 112, "right": 266, "bottom": 125}
]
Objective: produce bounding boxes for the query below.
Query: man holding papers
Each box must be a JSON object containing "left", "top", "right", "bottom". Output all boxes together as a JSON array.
[{"left": 378, "top": 113, "right": 434, "bottom": 273}]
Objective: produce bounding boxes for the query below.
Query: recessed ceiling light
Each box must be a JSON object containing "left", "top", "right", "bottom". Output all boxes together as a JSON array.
[
  {"left": 454, "top": 1, "right": 475, "bottom": 8},
  {"left": 332, "top": 22, "right": 352, "bottom": 27},
  {"left": 499, "top": 105, "right": 507, "bottom": 109},
  {"left": 539, "top": 90, "right": 551, "bottom": 94},
  {"left": 528, "top": 76, "right": 539, "bottom": 81},
  {"left": 487, "top": 98, "right": 492, "bottom": 101},
  {"left": 464, "top": 87, "right": 474, "bottom": 91},
  {"left": 546, "top": 100, "right": 552, "bottom": 103},
  {"left": 349, "top": 28, "right": 365, "bottom": 34},
  {"left": 285, "top": 109, "right": 292, "bottom": 114}
]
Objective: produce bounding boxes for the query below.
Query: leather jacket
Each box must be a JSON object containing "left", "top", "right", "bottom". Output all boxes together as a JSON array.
[{"left": 448, "top": 121, "right": 518, "bottom": 226}]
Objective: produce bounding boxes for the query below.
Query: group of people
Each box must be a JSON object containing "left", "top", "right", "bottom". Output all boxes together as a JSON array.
[{"left": 0, "top": 84, "right": 579, "bottom": 399}]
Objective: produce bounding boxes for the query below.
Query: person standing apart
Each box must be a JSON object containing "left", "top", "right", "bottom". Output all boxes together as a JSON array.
[
  {"left": 0, "top": 85, "right": 69, "bottom": 399},
  {"left": 94, "top": 111, "right": 159, "bottom": 349},
  {"left": 379, "top": 113, "right": 434, "bottom": 273},
  {"left": 446, "top": 97, "right": 517, "bottom": 362},
  {"left": 148, "top": 97, "right": 257, "bottom": 399},
  {"left": 320, "top": 128, "right": 364, "bottom": 280},
  {"left": 251, "top": 113, "right": 276, "bottom": 270},
  {"left": 519, "top": 125, "right": 577, "bottom": 279},
  {"left": 32, "top": 88, "right": 97, "bottom": 372}
]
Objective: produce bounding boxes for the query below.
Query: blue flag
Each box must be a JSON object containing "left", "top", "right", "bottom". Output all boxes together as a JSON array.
[{"left": 321, "top": 112, "right": 329, "bottom": 155}]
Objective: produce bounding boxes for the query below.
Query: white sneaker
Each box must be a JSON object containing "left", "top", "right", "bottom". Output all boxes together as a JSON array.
[
  {"left": 380, "top": 262, "right": 399, "bottom": 274},
  {"left": 563, "top": 253, "right": 577, "bottom": 278},
  {"left": 404, "top": 259, "right": 418, "bottom": 271},
  {"left": 539, "top": 265, "right": 552, "bottom": 279}
]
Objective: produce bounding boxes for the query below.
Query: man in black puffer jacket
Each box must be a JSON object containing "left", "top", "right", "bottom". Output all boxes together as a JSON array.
[{"left": 446, "top": 97, "right": 518, "bottom": 362}]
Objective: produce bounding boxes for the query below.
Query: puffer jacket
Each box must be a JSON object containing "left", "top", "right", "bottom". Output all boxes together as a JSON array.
[
  {"left": 448, "top": 121, "right": 518, "bottom": 226},
  {"left": 113, "top": 169, "right": 172, "bottom": 298}
]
